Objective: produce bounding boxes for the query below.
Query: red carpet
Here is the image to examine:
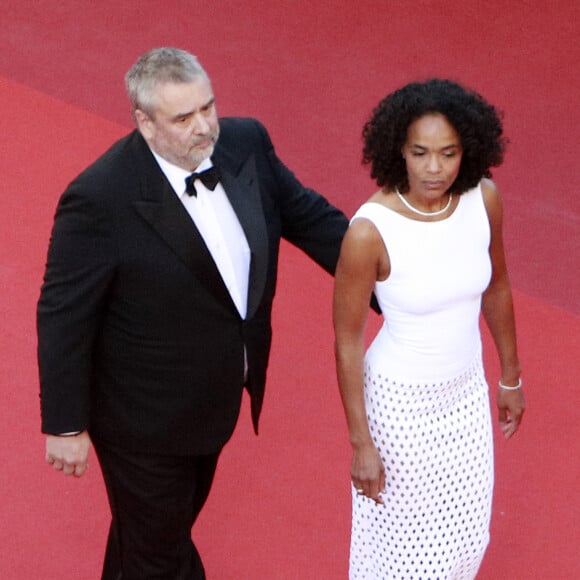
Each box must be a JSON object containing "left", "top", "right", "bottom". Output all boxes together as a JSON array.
[{"left": 1, "top": 1, "right": 578, "bottom": 578}]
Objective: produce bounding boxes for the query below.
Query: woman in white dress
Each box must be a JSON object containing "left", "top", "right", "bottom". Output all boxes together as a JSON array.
[{"left": 333, "top": 79, "right": 525, "bottom": 579}]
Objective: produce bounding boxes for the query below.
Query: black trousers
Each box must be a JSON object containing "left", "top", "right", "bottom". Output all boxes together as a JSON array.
[{"left": 93, "top": 438, "right": 220, "bottom": 580}]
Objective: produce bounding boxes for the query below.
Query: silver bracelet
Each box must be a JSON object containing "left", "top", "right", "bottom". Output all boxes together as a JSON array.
[{"left": 498, "top": 378, "right": 522, "bottom": 391}]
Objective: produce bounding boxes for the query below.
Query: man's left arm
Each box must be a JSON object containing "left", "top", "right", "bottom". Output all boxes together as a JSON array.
[{"left": 256, "top": 120, "right": 349, "bottom": 274}]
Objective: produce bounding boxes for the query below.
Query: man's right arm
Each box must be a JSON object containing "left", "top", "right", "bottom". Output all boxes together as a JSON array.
[{"left": 38, "top": 180, "right": 116, "bottom": 437}]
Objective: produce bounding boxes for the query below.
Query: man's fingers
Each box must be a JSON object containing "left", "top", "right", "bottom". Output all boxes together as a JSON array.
[
  {"left": 74, "top": 463, "right": 88, "bottom": 477},
  {"left": 63, "top": 463, "right": 75, "bottom": 476},
  {"left": 47, "top": 454, "right": 88, "bottom": 476}
]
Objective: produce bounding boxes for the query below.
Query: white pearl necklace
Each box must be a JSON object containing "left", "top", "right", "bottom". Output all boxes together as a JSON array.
[{"left": 396, "top": 188, "right": 453, "bottom": 217}]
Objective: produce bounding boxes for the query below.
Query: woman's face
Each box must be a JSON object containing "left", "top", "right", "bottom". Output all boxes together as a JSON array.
[{"left": 401, "top": 113, "right": 463, "bottom": 199}]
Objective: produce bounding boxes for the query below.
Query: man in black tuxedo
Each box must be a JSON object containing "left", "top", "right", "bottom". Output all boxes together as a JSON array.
[{"left": 37, "top": 47, "right": 349, "bottom": 579}]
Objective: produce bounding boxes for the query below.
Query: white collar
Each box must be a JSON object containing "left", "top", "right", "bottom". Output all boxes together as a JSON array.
[{"left": 150, "top": 150, "right": 213, "bottom": 196}]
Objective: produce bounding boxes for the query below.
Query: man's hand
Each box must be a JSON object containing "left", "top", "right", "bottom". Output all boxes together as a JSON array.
[{"left": 46, "top": 431, "right": 91, "bottom": 477}]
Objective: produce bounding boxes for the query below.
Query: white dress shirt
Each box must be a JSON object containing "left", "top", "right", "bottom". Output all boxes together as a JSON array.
[{"left": 152, "top": 152, "right": 251, "bottom": 320}]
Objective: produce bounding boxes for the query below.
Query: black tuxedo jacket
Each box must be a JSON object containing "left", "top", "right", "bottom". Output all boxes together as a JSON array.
[{"left": 38, "top": 118, "right": 348, "bottom": 455}]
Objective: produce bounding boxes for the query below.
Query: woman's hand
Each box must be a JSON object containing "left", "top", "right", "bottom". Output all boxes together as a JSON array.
[
  {"left": 497, "top": 387, "right": 525, "bottom": 439},
  {"left": 351, "top": 442, "right": 386, "bottom": 505}
]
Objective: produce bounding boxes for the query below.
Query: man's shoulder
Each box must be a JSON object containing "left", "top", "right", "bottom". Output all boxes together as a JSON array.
[
  {"left": 74, "top": 131, "right": 147, "bottom": 183},
  {"left": 90, "top": 130, "right": 145, "bottom": 168},
  {"left": 58, "top": 131, "right": 153, "bottom": 204},
  {"left": 219, "top": 116, "right": 262, "bottom": 129},
  {"left": 218, "top": 117, "right": 268, "bottom": 139},
  {"left": 216, "top": 117, "right": 272, "bottom": 158}
]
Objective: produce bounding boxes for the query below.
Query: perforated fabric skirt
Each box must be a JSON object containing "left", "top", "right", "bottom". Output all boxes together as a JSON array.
[{"left": 350, "top": 353, "right": 494, "bottom": 580}]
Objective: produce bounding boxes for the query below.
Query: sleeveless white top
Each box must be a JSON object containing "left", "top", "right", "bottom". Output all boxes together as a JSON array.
[{"left": 352, "top": 184, "right": 492, "bottom": 382}]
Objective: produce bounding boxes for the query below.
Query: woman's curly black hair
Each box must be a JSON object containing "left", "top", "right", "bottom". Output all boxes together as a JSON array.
[{"left": 362, "top": 79, "right": 506, "bottom": 194}]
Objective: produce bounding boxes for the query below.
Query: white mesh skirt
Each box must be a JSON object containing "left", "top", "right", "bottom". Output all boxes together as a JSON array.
[{"left": 350, "top": 353, "right": 494, "bottom": 580}]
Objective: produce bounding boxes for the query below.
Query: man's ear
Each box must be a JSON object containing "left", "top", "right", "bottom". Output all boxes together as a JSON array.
[{"left": 135, "top": 109, "right": 153, "bottom": 140}]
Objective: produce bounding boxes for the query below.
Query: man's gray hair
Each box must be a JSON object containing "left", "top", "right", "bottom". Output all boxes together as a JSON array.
[{"left": 125, "top": 47, "right": 209, "bottom": 117}]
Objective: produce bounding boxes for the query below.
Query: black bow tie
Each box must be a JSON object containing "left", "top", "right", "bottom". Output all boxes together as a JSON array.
[{"left": 185, "top": 166, "right": 220, "bottom": 197}]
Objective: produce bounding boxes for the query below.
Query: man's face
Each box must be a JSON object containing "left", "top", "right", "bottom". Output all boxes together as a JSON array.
[{"left": 136, "top": 77, "right": 220, "bottom": 171}]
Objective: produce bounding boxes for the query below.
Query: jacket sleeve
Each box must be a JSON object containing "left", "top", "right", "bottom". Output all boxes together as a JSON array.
[{"left": 37, "top": 181, "right": 117, "bottom": 434}]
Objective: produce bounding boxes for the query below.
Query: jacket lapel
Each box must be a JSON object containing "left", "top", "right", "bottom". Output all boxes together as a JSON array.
[
  {"left": 130, "top": 131, "right": 269, "bottom": 319},
  {"left": 213, "top": 148, "right": 269, "bottom": 320},
  {"left": 131, "top": 135, "right": 234, "bottom": 309}
]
